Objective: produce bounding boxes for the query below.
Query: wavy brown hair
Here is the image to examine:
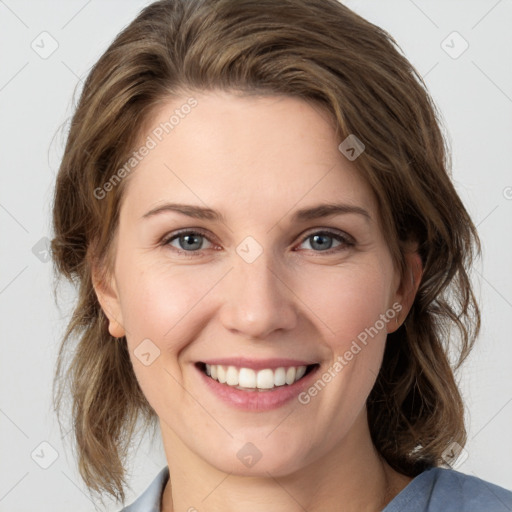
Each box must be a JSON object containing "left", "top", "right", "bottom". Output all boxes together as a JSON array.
[{"left": 51, "top": 0, "right": 481, "bottom": 504}]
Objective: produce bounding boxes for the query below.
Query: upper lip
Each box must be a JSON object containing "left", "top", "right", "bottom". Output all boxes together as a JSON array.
[{"left": 199, "top": 357, "right": 318, "bottom": 371}]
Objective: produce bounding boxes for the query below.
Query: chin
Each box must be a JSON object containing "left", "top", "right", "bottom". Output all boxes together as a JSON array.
[{"left": 200, "top": 434, "right": 313, "bottom": 477}]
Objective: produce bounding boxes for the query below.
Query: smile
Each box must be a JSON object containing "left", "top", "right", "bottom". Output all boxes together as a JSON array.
[{"left": 197, "top": 362, "right": 318, "bottom": 391}]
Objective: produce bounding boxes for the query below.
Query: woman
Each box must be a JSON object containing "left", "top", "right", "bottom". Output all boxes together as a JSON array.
[{"left": 50, "top": 0, "right": 512, "bottom": 510}]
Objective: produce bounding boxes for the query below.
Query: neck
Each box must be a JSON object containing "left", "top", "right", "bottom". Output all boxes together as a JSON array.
[{"left": 160, "top": 410, "right": 411, "bottom": 512}]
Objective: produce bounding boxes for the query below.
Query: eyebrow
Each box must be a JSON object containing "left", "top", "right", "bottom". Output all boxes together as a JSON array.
[{"left": 141, "top": 201, "right": 371, "bottom": 223}]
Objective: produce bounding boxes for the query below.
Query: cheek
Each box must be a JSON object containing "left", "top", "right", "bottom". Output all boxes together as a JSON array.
[
  {"left": 117, "top": 249, "right": 395, "bottom": 353},
  {"left": 296, "top": 264, "right": 394, "bottom": 430},
  {"left": 116, "top": 254, "right": 223, "bottom": 351},
  {"left": 301, "top": 261, "right": 394, "bottom": 350},
  {"left": 114, "top": 257, "right": 221, "bottom": 410}
]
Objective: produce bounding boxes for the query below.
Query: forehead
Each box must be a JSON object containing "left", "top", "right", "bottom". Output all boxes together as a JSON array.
[{"left": 120, "top": 90, "right": 377, "bottom": 222}]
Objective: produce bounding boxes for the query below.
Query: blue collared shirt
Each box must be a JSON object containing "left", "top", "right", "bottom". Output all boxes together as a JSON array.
[{"left": 118, "top": 465, "right": 512, "bottom": 511}]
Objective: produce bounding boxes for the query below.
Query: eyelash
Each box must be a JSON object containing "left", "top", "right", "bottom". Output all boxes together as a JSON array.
[{"left": 160, "top": 228, "right": 355, "bottom": 257}]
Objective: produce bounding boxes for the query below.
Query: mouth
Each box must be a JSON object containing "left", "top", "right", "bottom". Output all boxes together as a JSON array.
[{"left": 195, "top": 362, "right": 320, "bottom": 392}]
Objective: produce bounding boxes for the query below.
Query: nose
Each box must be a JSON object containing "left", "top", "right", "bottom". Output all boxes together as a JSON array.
[{"left": 219, "top": 251, "right": 298, "bottom": 340}]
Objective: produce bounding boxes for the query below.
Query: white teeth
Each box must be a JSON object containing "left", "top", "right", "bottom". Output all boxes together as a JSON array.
[
  {"left": 285, "top": 367, "right": 296, "bottom": 385},
  {"left": 203, "top": 364, "right": 310, "bottom": 390},
  {"left": 226, "top": 366, "right": 239, "bottom": 386},
  {"left": 274, "top": 367, "right": 286, "bottom": 386},
  {"left": 295, "top": 366, "right": 307, "bottom": 380},
  {"left": 239, "top": 368, "right": 256, "bottom": 388},
  {"left": 217, "top": 365, "right": 227, "bottom": 383},
  {"left": 256, "top": 369, "right": 274, "bottom": 389}
]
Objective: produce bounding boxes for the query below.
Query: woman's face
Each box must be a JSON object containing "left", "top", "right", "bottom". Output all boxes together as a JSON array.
[{"left": 96, "top": 90, "right": 414, "bottom": 476}]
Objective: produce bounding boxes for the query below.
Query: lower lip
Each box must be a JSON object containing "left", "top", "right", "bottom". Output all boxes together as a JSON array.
[{"left": 196, "top": 364, "right": 320, "bottom": 411}]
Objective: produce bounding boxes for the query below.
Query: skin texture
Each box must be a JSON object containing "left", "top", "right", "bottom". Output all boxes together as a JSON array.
[{"left": 93, "top": 91, "right": 422, "bottom": 511}]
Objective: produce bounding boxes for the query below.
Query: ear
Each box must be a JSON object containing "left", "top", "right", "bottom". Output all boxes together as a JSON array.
[
  {"left": 91, "top": 263, "right": 126, "bottom": 338},
  {"left": 387, "top": 247, "right": 423, "bottom": 334}
]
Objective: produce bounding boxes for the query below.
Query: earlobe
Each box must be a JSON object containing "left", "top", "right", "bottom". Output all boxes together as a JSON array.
[
  {"left": 106, "top": 315, "right": 126, "bottom": 339},
  {"left": 91, "top": 265, "right": 126, "bottom": 338},
  {"left": 389, "top": 250, "right": 423, "bottom": 333}
]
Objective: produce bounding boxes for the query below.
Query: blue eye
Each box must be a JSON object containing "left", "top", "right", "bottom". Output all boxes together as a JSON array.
[
  {"left": 164, "top": 230, "right": 213, "bottom": 253},
  {"left": 161, "top": 228, "right": 354, "bottom": 256},
  {"left": 298, "top": 231, "right": 354, "bottom": 253}
]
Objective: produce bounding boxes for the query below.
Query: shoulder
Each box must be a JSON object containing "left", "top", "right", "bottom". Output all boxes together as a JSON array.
[
  {"left": 117, "top": 466, "right": 169, "bottom": 512},
  {"left": 384, "top": 467, "right": 512, "bottom": 512}
]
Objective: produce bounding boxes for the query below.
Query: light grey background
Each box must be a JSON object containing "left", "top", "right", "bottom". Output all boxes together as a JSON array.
[{"left": 1, "top": 0, "right": 511, "bottom": 510}]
